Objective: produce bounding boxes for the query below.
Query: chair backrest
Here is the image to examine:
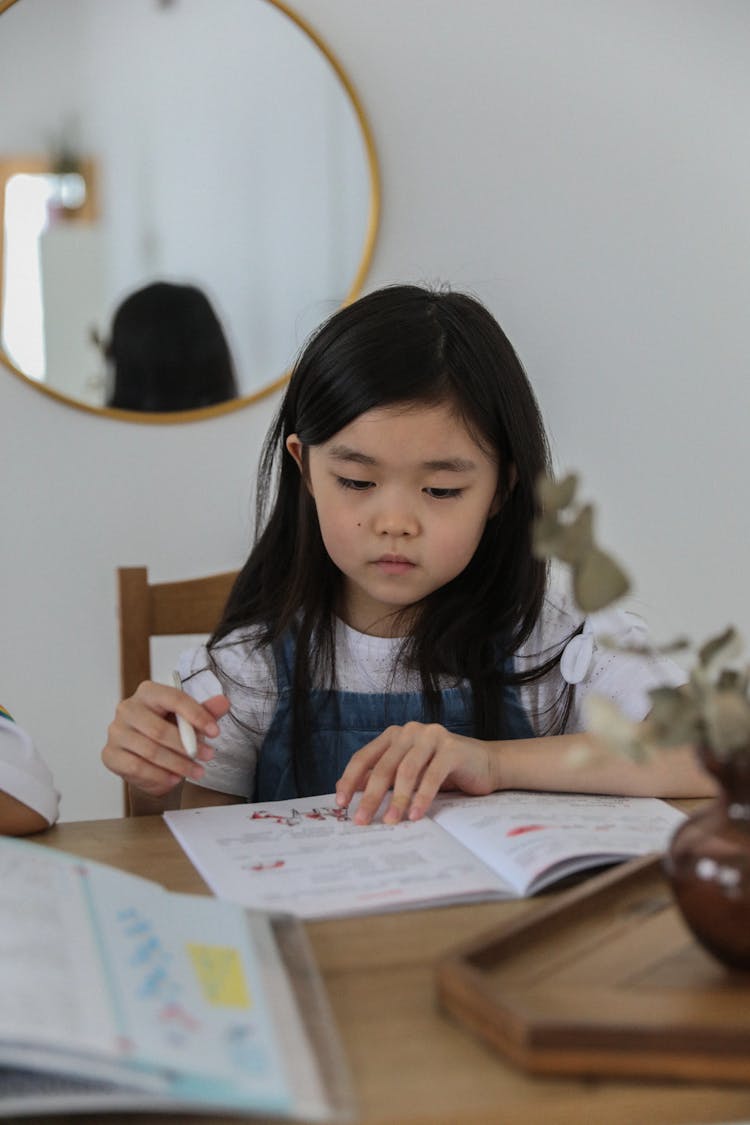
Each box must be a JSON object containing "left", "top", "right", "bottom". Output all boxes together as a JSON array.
[{"left": 117, "top": 566, "right": 238, "bottom": 814}]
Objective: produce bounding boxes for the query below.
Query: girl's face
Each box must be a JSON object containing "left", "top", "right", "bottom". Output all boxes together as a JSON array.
[{"left": 287, "top": 401, "right": 503, "bottom": 636}]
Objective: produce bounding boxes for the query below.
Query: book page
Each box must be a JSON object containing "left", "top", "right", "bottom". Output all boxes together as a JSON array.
[
  {"left": 0, "top": 842, "right": 116, "bottom": 1055},
  {"left": 165, "top": 794, "right": 510, "bottom": 919},
  {"left": 430, "top": 791, "right": 686, "bottom": 894},
  {"left": 85, "top": 873, "right": 294, "bottom": 1113}
]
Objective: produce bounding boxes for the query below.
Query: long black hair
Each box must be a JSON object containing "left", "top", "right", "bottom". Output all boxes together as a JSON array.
[
  {"left": 211, "top": 284, "right": 569, "bottom": 793},
  {"left": 106, "top": 281, "right": 238, "bottom": 412}
]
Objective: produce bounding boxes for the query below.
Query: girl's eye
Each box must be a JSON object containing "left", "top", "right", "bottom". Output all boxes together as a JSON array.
[
  {"left": 336, "top": 476, "right": 373, "bottom": 492},
  {"left": 424, "top": 487, "right": 463, "bottom": 500}
]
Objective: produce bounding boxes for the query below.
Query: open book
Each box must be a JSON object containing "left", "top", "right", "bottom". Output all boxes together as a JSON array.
[
  {"left": 164, "top": 791, "right": 685, "bottom": 921},
  {"left": 0, "top": 838, "right": 352, "bottom": 1120}
]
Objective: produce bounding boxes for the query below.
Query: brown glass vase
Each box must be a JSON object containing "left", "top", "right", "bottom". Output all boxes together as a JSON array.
[{"left": 663, "top": 745, "right": 750, "bottom": 971}]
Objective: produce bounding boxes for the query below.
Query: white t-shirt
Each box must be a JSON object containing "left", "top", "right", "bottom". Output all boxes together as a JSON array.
[
  {"left": 0, "top": 713, "right": 60, "bottom": 826},
  {"left": 177, "top": 582, "right": 685, "bottom": 800}
]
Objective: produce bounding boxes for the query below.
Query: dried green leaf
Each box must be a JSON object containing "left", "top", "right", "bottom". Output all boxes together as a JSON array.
[
  {"left": 536, "top": 472, "right": 578, "bottom": 514},
  {"left": 703, "top": 689, "right": 750, "bottom": 756},
  {"left": 531, "top": 511, "right": 564, "bottom": 559},
  {"left": 572, "top": 546, "right": 630, "bottom": 613},
  {"left": 658, "top": 636, "right": 692, "bottom": 655},
  {"left": 688, "top": 664, "right": 714, "bottom": 708},
  {"left": 698, "top": 627, "right": 742, "bottom": 675},
  {"left": 645, "top": 686, "right": 703, "bottom": 746},
  {"left": 716, "top": 667, "right": 750, "bottom": 695},
  {"left": 554, "top": 505, "right": 595, "bottom": 564},
  {"left": 584, "top": 695, "right": 653, "bottom": 761},
  {"left": 597, "top": 635, "right": 691, "bottom": 657},
  {"left": 532, "top": 505, "right": 596, "bottom": 565}
]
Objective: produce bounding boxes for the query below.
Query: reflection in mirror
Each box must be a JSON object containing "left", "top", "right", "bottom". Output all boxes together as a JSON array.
[
  {"left": 0, "top": 0, "right": 378, "bottom": 420},
  {"left": 104, "top": 281, "right": 239, "bottom": 413}
]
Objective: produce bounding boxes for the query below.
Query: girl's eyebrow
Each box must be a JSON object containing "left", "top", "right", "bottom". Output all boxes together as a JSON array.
[
  {"left": 327, "top": 445, "right": 378, "bottom": 466},
  {"left": 423, "top": 457, "right": 478, "bottom": 472},
  {"left": 326, "top": 444, "right": 477, "bottom": 472}
]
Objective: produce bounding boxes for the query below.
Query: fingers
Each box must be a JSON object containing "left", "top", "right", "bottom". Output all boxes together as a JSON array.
[
  {"left": 336, "top": 729, "right": 393, "bottom": 809},
  {"left": 101, "top": 741, "right": 184, "bottom": 797},
  {"left": 139, "top": 680, "right": 225, "bottom": 736},
  {"left": 202, "top": 694, "right": 232, "bottom": 720},
  {"left": 361, "top": 726, "right": 436, "bottom": 825},
  {"left": 101, "top": 681, "right": 226, "bottom": 798},
  {"left": 337, "top": 723, "right": 464, "bottom": 827}
]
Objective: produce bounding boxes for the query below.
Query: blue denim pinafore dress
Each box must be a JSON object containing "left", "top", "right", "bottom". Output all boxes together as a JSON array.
[{"left": 254, "top": 632, "right": 534, "bottom": 801}]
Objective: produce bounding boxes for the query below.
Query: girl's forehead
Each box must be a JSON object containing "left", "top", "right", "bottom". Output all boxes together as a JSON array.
[{"left": 324, "top": 402, "right": 497, "bottom": 463}]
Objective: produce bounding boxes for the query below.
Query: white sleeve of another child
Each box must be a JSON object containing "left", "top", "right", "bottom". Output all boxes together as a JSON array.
[
  {"left": 0, "top": 715, "right": 60, "bottom": 825},
  {"left": 176, "top": 631, "right": 278, "bottom": 800}
]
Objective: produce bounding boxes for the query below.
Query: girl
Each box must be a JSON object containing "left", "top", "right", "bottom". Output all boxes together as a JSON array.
[{"left": 102, "top": 285, "right": 713, "bottom": 822}]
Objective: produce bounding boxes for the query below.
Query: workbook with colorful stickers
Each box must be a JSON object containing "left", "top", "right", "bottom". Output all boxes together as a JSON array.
[{"left": 0, "top": 838, "right": 352, "bottom": 1120}]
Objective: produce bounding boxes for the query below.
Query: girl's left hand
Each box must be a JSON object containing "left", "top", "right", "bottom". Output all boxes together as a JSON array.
[{"left": 335, "top": 722, "right": 496, "bottom": 826}]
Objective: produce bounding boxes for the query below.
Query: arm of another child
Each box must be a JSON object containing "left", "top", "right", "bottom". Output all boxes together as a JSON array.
[
  {"left": 0, "top": 711, "right": 60, "bottom": 836},
  {"left": 0, "top": 788, "right": 49, "bottom": 836}
]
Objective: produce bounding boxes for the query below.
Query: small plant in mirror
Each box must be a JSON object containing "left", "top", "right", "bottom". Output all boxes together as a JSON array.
[{"left": 533, "top": 473, "right": 750, "bottom": 765}]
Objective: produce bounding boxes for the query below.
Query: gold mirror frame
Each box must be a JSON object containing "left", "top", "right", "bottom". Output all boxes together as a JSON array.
[{"left": 0, "top": 0, "right": 380, "bottom": 424}]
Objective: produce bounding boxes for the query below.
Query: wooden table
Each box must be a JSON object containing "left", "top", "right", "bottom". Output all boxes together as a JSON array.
[{"left": 24, "top": 815, "right": 750, "bottom": 1125}]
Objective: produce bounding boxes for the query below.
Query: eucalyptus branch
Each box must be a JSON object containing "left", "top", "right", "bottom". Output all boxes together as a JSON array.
[
  {"left": 534, "top": 473, "right": 750, "bottom": 761},
  {"left": 533, "top": 473, "right": 630, "bottom": 613}
]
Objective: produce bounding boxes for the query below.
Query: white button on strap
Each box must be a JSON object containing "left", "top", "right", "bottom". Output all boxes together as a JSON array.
[{"left": 560, "top": 633, "right": 594, "bottom": 684}]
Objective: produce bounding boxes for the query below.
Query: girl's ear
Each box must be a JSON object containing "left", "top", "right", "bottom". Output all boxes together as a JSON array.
[
  {"left": 286, "top": 434, "right": 313, "bottom": 493},
  {"left": 285, "top": 433, "right": 305, "bottom": 472},
  {"left": 489, "top": 462, "right": 518, "bottom": 519}
]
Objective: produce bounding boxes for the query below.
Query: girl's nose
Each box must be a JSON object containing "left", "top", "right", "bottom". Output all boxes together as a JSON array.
[{"left": 373, "top": 503, "right": 420, "bottom": 538}]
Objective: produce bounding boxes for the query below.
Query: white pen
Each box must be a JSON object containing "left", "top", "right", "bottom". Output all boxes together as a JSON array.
[{"left": 172, "top": 670, "right": 198, "bottom": 759}]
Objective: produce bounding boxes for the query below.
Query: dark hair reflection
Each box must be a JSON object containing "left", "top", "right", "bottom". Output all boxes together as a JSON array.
[{"left": 105, "top": 281, "right": 238, "bottom": 412}]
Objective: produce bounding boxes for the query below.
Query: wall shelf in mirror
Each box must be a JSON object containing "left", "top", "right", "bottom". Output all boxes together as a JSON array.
[{"left": 0, "top": 0, "right": 380, "bottom": 423}]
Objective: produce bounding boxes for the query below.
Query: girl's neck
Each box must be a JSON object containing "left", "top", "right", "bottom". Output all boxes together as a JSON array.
[
  {"left": 338, "top": 616, "right": 406, "bottom": 641},
  {"left": 335, "top": 597, "right": 414, "bottom": 639}
]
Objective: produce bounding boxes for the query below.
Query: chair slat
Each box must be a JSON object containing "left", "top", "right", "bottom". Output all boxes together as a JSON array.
[{"left": 116, "top": 566, "right": 238, "bottom": 816}]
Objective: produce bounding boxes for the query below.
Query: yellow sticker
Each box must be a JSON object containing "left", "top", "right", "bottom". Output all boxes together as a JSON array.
[{"left": 186, "top": 944, "right": 251, "bottom": 1008}]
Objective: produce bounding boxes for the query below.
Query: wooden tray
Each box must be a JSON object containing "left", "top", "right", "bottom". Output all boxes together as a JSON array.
[{"left": 436, "top": 854, "right": 750, "bottom": 1084}]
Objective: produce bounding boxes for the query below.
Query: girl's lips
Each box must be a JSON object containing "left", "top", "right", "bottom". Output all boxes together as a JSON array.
[{"left": 373, "top": 556, "right": 416, "bottom": 574}]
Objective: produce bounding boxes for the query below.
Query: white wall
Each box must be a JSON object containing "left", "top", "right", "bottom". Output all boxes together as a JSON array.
[{"left": 2, "top": 0, "right": 749, "bottom": 821}]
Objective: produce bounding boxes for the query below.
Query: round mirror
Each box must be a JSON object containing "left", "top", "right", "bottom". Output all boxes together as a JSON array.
[{"left": 0, "top": 0, "right": 379, "bottom": 422}]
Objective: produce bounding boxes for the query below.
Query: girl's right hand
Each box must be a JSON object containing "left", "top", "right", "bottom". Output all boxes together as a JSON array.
[{"left": 101, "top": 680, "right": 230, "bottom": 797}]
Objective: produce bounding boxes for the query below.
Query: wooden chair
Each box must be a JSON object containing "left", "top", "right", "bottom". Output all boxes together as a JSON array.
[{"left": 117, "top": 566, "right": 238, "bottom": 815}]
